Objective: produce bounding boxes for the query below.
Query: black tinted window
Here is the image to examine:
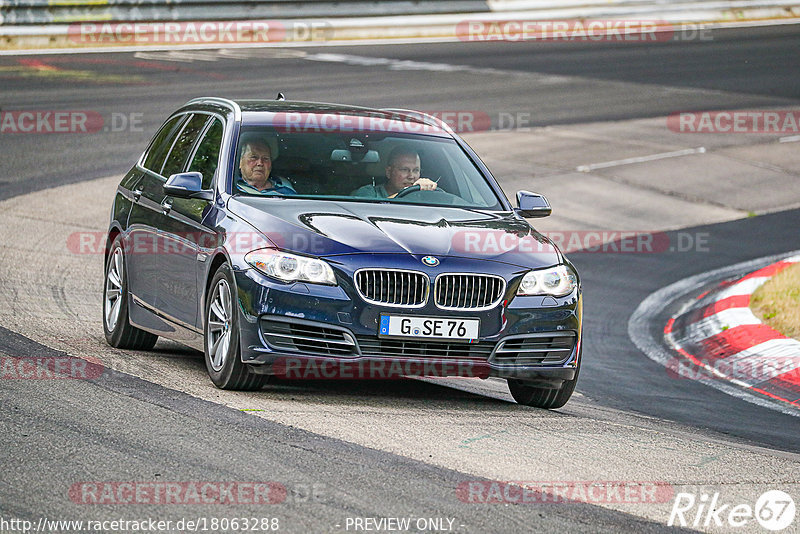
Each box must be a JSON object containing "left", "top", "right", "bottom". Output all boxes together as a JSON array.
[
  {"left": 161, "top": 114, "right": 209, "bottom": 178},
  {"left": 142, "top": 115, "right": 186, "bottom": 173},
  {"left": 189, "top": 118, "right": 223, "bottom": 189}
]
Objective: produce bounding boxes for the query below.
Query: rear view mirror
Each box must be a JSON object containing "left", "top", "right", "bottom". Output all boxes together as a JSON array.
[
  {"left": 515, "top": 190, "right": 552, "bottom": 218},
  {"left": 164, "top": 172, "right": 214, "bottom": 201},
  {"left": 331, "top": 149, "right": 380, "bottom": 163}
]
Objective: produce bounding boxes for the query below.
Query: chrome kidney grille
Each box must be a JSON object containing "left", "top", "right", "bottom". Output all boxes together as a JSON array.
[
  {"left": 434, "top": 274, "right": 505, "bottom": 310},
  {"left": 354, "top": 269, "right": 505, "bottom": 310},
  {"left": 354, "top": 269, "right": 428, "bottom": 307}
]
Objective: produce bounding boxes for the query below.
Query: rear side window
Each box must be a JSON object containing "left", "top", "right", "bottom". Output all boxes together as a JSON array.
[
  {"left": 188, "top": 118, "right": 224, "bottom": 189},
  {"left": 142, "top": 115, "right": 187, "bottom": 173},
  {"left": 161, "top": 114, "right": 210, "bottom": 178}
]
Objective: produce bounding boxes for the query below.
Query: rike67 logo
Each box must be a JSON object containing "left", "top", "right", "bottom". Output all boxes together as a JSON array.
[{"left": 668, "top": 490, "right": 795, "bottom": 531}]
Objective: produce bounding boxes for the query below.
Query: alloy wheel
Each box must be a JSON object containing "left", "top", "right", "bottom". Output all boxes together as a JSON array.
[
  {"left": 207, "top": 278, "right": 233, "bottom": 372},
  {"left": 104, "top": 247, "right": 124, "bottom": 331}
]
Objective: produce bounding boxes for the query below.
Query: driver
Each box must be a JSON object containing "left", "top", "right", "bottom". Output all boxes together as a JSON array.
[{"left": 351, "top": 147, "right": 437, "bottom": 198}]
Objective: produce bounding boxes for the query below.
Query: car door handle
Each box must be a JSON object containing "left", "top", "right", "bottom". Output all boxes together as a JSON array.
[
  {"left": 132, "top": 188, "right": 143, "bottom": 202},
  {"left": 161, "top": 198, "right": 173, "bottom": 214}
]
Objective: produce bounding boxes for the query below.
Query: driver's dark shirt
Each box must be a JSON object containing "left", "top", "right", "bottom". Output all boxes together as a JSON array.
[{"left": 351, "top": 184, "right": 390, "bottom": 198}]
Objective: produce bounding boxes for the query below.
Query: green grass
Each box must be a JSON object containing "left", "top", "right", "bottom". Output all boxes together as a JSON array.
[{"left": 751, "top": 263, "right": 800, "bottom": 340}]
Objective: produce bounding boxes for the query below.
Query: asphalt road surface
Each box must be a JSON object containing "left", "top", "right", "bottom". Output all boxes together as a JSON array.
[{"left": 1, "top": 25, "right": 800, "bottom": 533}]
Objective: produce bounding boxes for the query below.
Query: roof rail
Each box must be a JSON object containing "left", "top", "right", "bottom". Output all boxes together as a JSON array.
[
  {"left": 381, "top": 108, "right": 454, "bottom": 135},
  {"left": 185, "top": 97, "right": 241, "bottom": 122}
]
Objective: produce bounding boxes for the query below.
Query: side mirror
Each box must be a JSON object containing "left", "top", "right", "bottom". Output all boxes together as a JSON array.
[
  {"left": 515, "top": 190, "right": 552, "bottom": 218},
  {"left": 164, "top": 172, "right": 214, "bottom": 201}
]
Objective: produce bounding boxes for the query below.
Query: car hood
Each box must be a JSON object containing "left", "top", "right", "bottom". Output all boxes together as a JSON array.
[{"left": 228, "top": 197, "right": 562, "bottom": 268}]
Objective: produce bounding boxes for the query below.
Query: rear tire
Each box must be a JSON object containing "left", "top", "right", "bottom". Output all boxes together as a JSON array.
[
  {"left": 103, "top": 236, "right": 158, "bottom": 350},
  {"left": 204, "top": 263, "right": 267, "bottom": 390},
  {"left": 507, "top": 353, "right": 581, "bottom": 409}
]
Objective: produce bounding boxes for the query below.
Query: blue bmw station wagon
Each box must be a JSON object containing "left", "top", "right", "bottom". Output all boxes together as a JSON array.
[{"left": 103, "top": 97, "right": 582, "bottom": 408}]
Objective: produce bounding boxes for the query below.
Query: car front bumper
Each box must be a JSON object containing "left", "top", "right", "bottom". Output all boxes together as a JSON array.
[{"left": 233, "top": 266, "right": 582, "bottom": 383}]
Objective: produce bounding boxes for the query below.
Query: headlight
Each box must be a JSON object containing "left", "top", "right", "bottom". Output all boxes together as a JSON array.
[
  {"left": 517, "top": 264, "right": 577, "bottom": 297},
  {"left": 245, "top": 249, "right": 337, "bottom": 285}
]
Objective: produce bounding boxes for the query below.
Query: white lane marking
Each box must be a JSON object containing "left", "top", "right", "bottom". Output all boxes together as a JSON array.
[
  {"left": 779, "top": 135, "right": 800, "bottom": 143},
  {"left": 301, "top": 51, "right": 572, "bottom": 82},
  {"left": 576, "top": 147, "right": 706, "bottom": 173},
  {"left": 628, "top": 250, "right": 800, "bottom": 417},
  {"left": 134, "top": 50, "right": 223, "bottom": 62},
  {"left": 135, "top": 48, "right": 308, "bottom": 62},
  {"left": 306, "top": 52, "right": 459, "bottom": 71},
  {"left": 136, "top": 46, "right": 563, "bottom": 78},
  {"left": 128, "top": 47, "right": 575, "bottom": 84},
  {"left": 676, "top": 307, "right": 761, "bottom": 344}
]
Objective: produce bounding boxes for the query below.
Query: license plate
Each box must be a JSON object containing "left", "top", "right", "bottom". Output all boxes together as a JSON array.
[{"left": 379, "top": 315, "right": 480, "bottom": 342}]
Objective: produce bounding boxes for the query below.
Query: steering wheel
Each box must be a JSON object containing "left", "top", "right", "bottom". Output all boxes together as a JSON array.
[
  {"left": 393, "top": 185, "right": 422, "bottom": 198},
  {"left": 393, "top": 185, "right": 461, "bottom": 205}
]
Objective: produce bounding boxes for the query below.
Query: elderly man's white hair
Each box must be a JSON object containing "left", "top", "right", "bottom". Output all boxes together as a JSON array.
[{"left": 239, "top": 133, "right": 279, "bottom": 160}]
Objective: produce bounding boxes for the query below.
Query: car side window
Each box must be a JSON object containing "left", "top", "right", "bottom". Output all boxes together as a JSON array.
[
  {"left": 142, "top": 115, "right": 187, "bottom": 173},
  {"left": 160, "top": 114, "right": 210, "bottom": 178},
  {"left": 188, "top": 118, "right": 223, "bottom": 189}
]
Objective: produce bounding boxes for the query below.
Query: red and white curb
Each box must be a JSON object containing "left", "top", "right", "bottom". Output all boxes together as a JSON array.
[
  {"left": 665, "top": 255, "right": 800, "bottom": 408},
  {"left": 629, "top": 251, "right": 800, "bottom": 416}
]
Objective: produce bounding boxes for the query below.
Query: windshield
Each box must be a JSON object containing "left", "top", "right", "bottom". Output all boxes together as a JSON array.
[{"left": 232, "top": 126, "right": 503, "bottom": 209}]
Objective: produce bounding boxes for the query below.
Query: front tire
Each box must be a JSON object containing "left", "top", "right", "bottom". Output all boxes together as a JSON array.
[
  {"left": 103, "top": 236, "right": 158, "bottom": 350},
  {"left": 507, "top": 354, "right": 581, "bottom": 409},
  {"left": 204, "top": 263, "right": 267, "bottom": 390}
]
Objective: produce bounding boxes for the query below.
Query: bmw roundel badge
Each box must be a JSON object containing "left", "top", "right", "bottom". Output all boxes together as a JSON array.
[{"left": 421, "top": 256, "right": 439, "bottom": 267}]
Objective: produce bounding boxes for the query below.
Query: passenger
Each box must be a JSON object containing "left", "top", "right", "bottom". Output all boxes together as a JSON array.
[
  {"left": 351, "top": 147, "right": 437, "bottom": 198},
  {"left": 236, "top": 135, "right": 295, "bottom": 195}
]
